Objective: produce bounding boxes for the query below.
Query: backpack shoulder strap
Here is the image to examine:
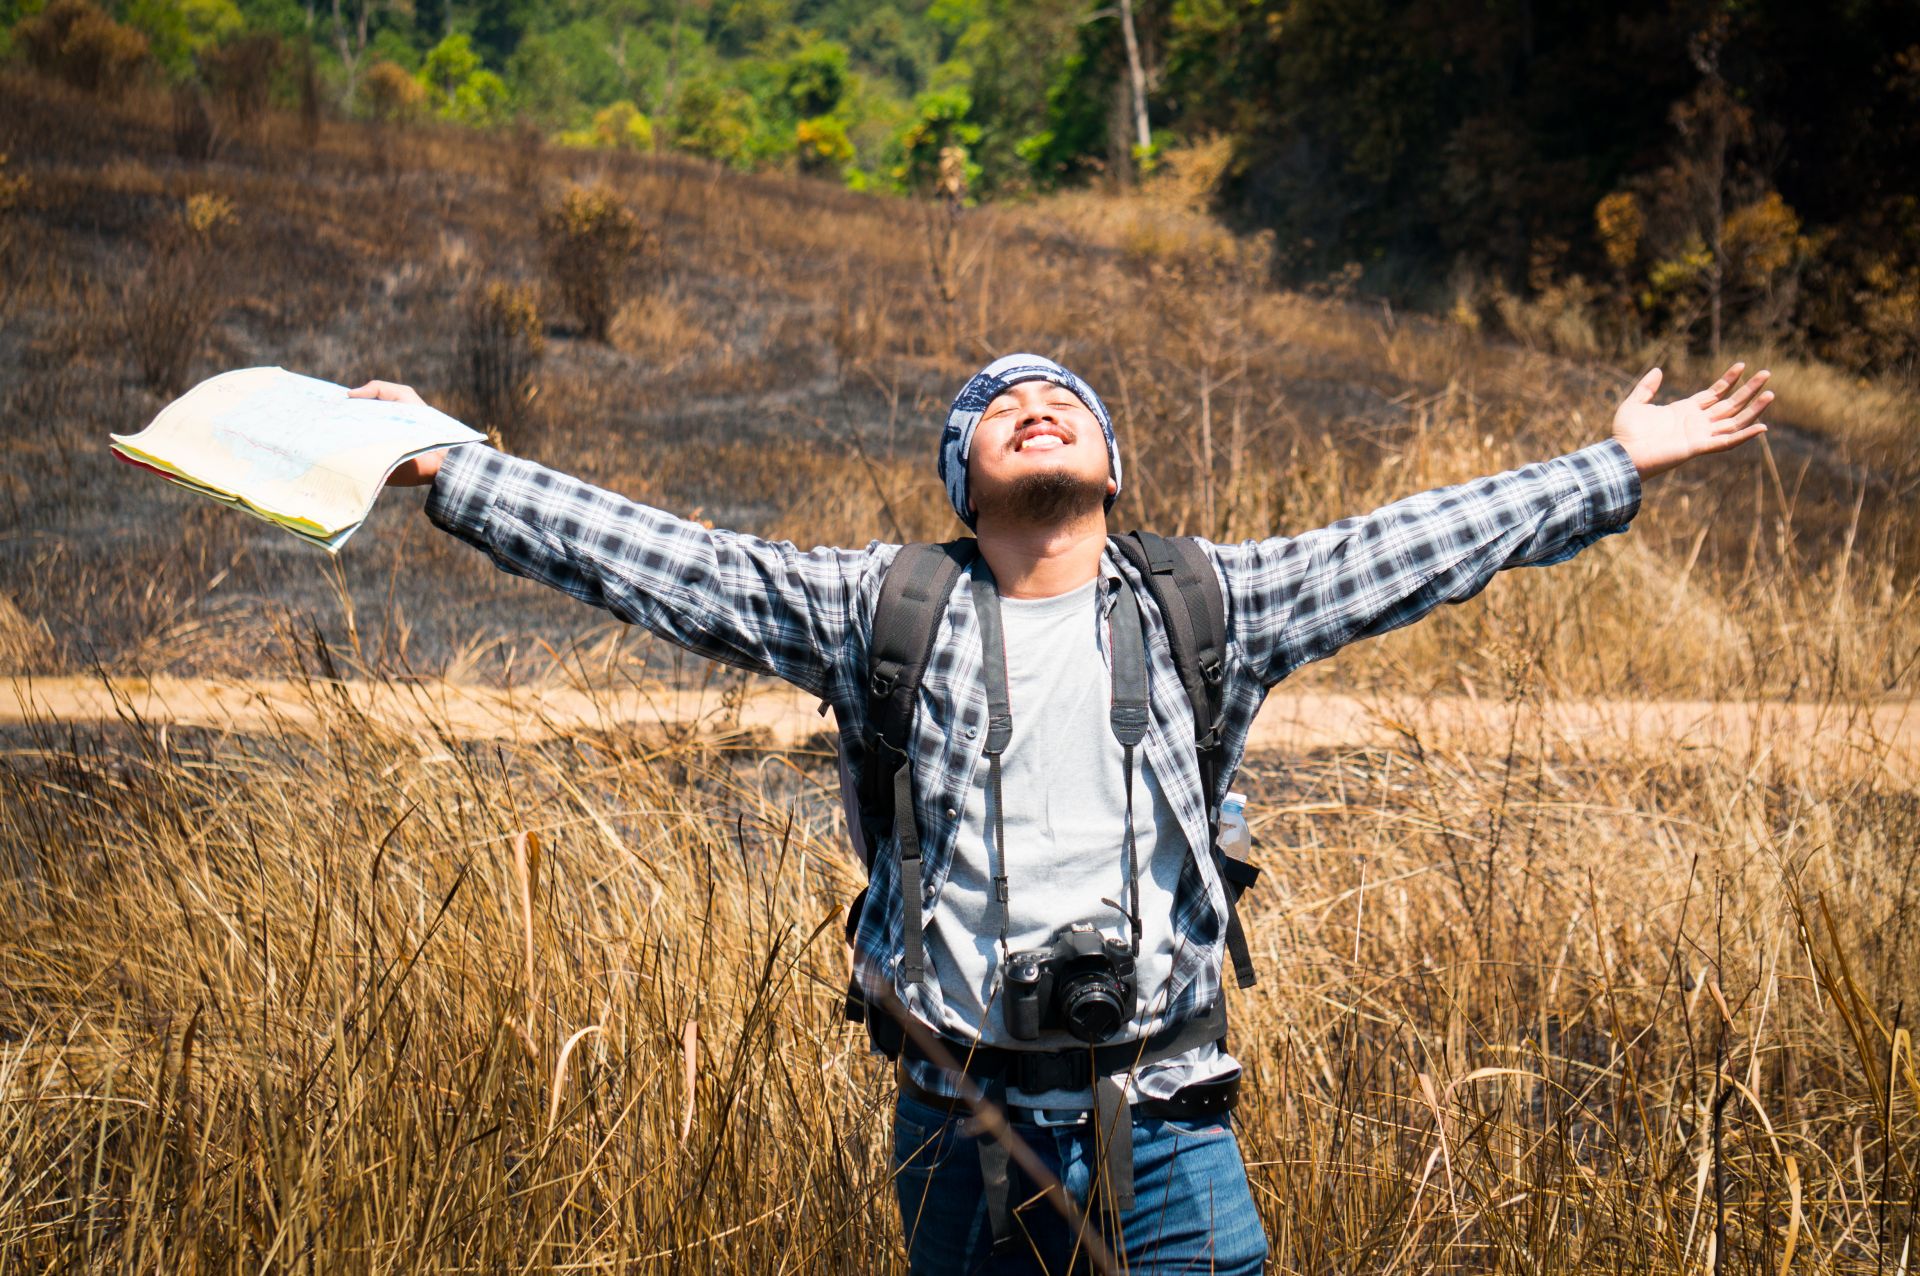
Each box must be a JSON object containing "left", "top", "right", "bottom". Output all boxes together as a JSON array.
[
  {"left": 853, "top": 538, "right": 973, "bottom": 995},
  {"left": 863, "top": 539, "right": 975, "bottom": 804},
  {"left": 1111, "top": 530, "right": 1258, "bottom": 989},
  {"left": 1109, "top": 531, "right": 1226, "bottom": 750}
]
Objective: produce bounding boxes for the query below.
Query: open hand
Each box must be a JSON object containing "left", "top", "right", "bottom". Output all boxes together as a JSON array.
[
  {"left": 1612, "top": 363, "right": 1774, "bottom": 479},
  {"left": 350, "top": 380, "right": 448, "bottom": 486}
]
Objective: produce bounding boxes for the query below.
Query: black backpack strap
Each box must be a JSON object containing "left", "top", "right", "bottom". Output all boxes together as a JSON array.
[
  {"left": 858, "top": 539, "right": 974, "bottom": 991},
  {"left": 1112, "top": 532, "right": 1227, "bottom": 749},
  {"left": 1110, "top": 531, "right": 1258, "bottom": 989}
]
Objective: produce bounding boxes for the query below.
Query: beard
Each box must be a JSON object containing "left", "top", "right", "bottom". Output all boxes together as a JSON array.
[{"left": 974, "top": 469, "right": 1109, "bottom": 527}]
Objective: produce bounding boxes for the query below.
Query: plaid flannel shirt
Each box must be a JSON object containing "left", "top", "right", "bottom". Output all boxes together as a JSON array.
[{"left": 426, "top": 439, "right": 1642, "bottom": 1099}]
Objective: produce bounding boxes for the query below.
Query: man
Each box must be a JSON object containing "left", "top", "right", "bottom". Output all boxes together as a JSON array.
[{"left": 357, "top": 352, "right": 1772, "bottom": 1274}]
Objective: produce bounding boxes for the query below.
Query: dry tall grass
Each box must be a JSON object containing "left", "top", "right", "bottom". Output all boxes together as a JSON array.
[{"left": 1, "top": 659, "right": 1915, "bottom": 1270}]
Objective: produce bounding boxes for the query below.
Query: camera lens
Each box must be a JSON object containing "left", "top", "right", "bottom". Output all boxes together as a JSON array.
[{"left": 1059, "top": 973, "right": 1127, "bottom": 1043}]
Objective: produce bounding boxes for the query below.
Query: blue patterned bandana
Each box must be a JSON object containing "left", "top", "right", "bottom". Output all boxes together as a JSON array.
[{"left": 937, "top": 353, "right": 1120, "bottom": 528}]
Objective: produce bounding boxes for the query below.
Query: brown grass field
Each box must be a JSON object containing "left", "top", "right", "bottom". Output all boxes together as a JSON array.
[{"left": 1, "top": 70, "right": 1917, "bottom": 1272}]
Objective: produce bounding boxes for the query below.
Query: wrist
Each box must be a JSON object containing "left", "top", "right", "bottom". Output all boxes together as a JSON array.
[
  {"left": 388, "top": 448, "right": 449, "bottom": 487},
  {"left": 1611, "top": 433, "right": 1676, "bottom": 481}
]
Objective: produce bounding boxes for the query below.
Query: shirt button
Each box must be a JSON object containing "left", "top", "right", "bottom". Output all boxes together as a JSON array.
[{"left": 945, "top": 806, "right": 957, "bottom": 819}]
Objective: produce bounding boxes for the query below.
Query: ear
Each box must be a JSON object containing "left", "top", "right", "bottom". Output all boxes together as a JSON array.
[{"left": 1106, "top": 477, "right": 1118, "bottom": 497}]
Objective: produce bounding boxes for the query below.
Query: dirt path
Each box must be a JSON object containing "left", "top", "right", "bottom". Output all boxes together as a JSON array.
[{"left": 7, "top": 675, "right": 1916, "bottom": 781}]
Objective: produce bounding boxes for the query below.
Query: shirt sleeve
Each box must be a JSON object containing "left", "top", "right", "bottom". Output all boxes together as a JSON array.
[
  {"left": 424, "top": 443, "right": 876, "bottom": 698},
  {"left": 1209, "top": 439, "right": 1642, "bottom": 688}
]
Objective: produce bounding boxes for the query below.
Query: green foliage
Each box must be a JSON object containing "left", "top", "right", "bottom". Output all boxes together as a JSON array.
[
  {"left": 418, "top": 31, "right": 508, "bottom": 126},
  {"left": 795, "top": 113, "right": 852, "bottom": 176},
  {"left": 1016, "top": 32, "right": 1112, "bottom": 188},
  {"left": 669, "top": 75, "right": 762, "bottom": 167},
  {"left": 715, "top": 0, "right": 794, "bottom": 56},
  {"left": 502, "top": 31, "right": 568, "bottom": 122},
  {"left": 557, "top": 98, "right": 654, "bottom": 150},
  {"left": 366, "top": 25, "right": 417, "bottom": 73},
  {"left": 124, "top": 0, "right": 241, "bottom": 78},
  {"left": 780, "top": 38, "right": 848, "bottom": 118},
  {"left": 418, "top": 30, "right": 480, "bottom": 101},
  {"left": 894, "top": 84, "right": 978, "bottom": 194},
  {"left": 961, "top": 0, "right": 1083, "bottom": 195},
  {"left": 446, "top": 66, "right": 507, "bottom": 125},
  {"left": 844, "top": 5, "right": 931, "bottom": 91}
]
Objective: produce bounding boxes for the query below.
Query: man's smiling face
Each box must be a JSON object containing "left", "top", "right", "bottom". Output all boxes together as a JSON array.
[{"left": 965, "top": 379, "right": 1116, "bottom": 527}]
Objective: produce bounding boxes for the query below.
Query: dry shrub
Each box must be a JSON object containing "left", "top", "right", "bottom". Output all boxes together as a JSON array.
[
  {"left": 1151, "top": 133, "right": 1235, "bottom": 212},
  {"left": 1019, "top": 153, "right": 1251, "bottom": 282},
  {"left": 170, "top": 85, "right": 220, "bottom": 164},
  {"left": 360, "top": 58, "right": 425, "bottom": 123},
  {"left": 504, "top": 118, "right": 545, "bottom": 195},
  {"left": 121, "top": 193, "right": 235, "bottom": 396},
  {"left": 0, "top": 154, "right": 29, "bottom": 313},
  {"left": 13, "top": 0, "right": 148, "bottom": 97},
  {"left": 0, "top": 593, "right": 53, "bottom": 672},
  {"left": 197, "top": 32, "right": 283, "bottom": 130},
  {"left": 609, "top": 287, "right": 714, "bottom": 371},
  {"left": 1489, "top": 274, "right": 1603, "bottom": 357},
  {"left": 540, "top": 184, "right": 655, "bottom": 343},
  {"left": 459, "top": 280, "right": 545, "bottom": 442},
  {"left": 295, "top": 38, "right": 322, "bottom": 147}
]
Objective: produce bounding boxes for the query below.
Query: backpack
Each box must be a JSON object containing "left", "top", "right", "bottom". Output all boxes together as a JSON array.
[{"left": 840, "top": 530, "right": 1260, "bottom": 1039}]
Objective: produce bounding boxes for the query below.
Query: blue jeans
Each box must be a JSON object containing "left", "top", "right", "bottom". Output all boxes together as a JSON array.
[{"left": 892, "top": 1091, "right": 1269, "bottom": 1274}]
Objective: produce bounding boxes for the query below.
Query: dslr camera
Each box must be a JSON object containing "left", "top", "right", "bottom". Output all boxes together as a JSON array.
[{"left": 1003, "top": 922, "right": 1137, "bottom": 1044}]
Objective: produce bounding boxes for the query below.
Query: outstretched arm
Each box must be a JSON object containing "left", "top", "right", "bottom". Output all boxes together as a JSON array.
[
  {"left": 1214, "top": 364, "right": 1774, "bottom": 688},
  {"left": 357, "top": 381, "right": 876, "bottom": 699}
]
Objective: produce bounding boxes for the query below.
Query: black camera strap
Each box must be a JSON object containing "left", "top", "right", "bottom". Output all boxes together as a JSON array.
[
  {"left": 968, "top": 568, "right": 1151, "bottom": 966},
  {"left": 969, "top": 565, "right": 1155, "bottom": 1246}
]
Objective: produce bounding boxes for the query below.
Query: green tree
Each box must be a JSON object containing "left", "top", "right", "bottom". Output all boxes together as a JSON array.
[
  {"left": 781, "top": 39, "right": 848, "bottom": 118},
  {"left": 419, "top": 32, "right": 508, "bottom": 126},
  {"left": 895, "top": 84, "right": 979, "bottom": 193},
  {"left": 670, "top": 75, "right": 761, "bottom": 166},
  {"left": 419, "top": 30, "right": 481, "bottom": 102},
  {"left": 504, "top": 31, "right": 574, "bottom": 123},
  {"left": 845, "top": 5, "right": 932, "bottom": 92},
  {"left": 124, "top": 0, "right": 242, "bottom": 78},
  {"left": 795, "top": 113, "right": 853, "bottom": 176}
]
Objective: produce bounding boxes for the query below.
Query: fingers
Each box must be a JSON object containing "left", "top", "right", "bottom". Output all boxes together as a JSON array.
[
  {"left": 1709, "top": 368, "right": 1771, "bottom": 420},
  {"left": 1703, "top": 419, "right": 1769, "bottom": 453},
  {"left": 1631, "top": 367, "right": 1663, "bottom": 404},
  {"left": 348, "top": 379, "right": 424, "bottom": 405},
  {"left": 1716, "top": 385, "right": 1775, "bottom": 433},
  {"left": 1690, "top": 361, "right": 1746, "bottom": 407}
]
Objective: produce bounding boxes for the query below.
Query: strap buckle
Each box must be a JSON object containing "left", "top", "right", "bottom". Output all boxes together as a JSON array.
[{"left": 1026, "top": 1106, "right": 1092, "bottom": 1128}]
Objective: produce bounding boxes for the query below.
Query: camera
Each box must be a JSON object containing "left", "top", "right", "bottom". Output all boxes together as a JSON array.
[{"left": 1002, "top": 922, "right": 1137, "bottom": 1044}]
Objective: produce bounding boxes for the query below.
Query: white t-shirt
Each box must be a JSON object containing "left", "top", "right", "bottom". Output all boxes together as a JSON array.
[{"left": 923, "top": 577, "right": 1235, "bottom": 1105}]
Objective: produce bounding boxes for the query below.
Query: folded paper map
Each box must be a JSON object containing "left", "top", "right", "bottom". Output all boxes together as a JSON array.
[{"left": 111, "top": 367, "right": 484, "bottom": 552}]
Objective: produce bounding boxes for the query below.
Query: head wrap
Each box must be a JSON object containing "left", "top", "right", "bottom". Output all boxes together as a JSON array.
[{"left": 936, "top": 353, "right": 1120, "bottom": 528}]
